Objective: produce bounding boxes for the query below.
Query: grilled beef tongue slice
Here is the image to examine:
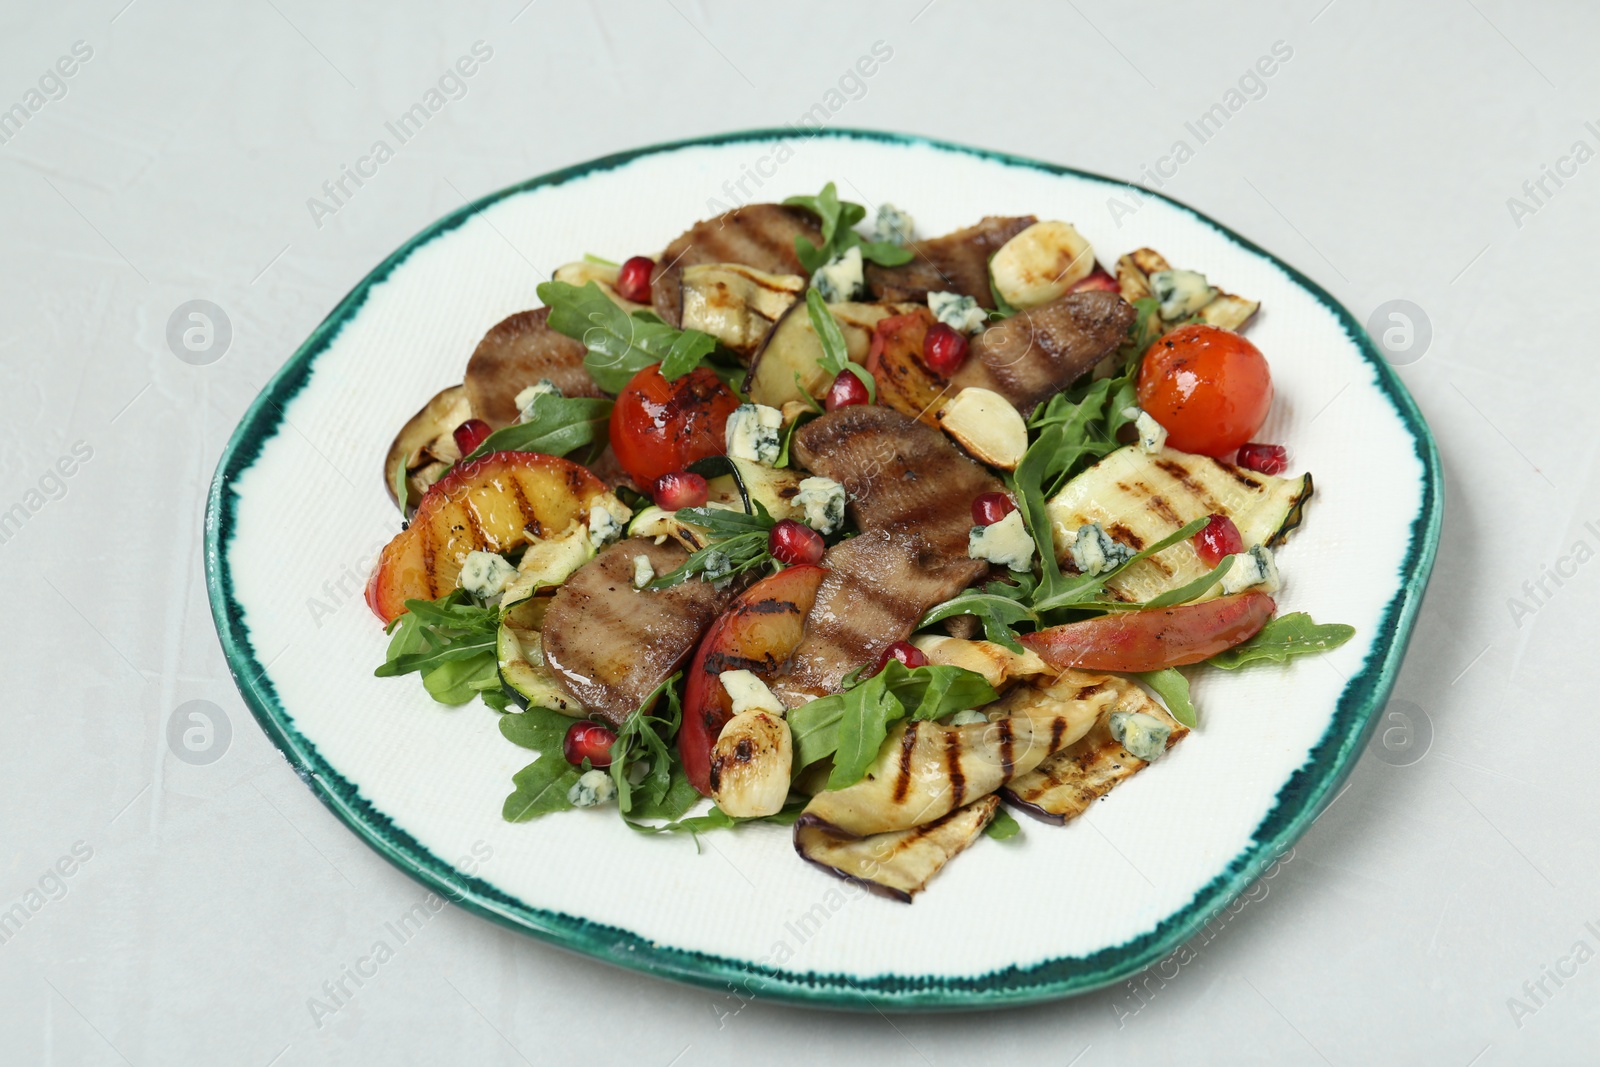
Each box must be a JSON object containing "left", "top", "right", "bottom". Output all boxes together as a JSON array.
[
  {"left": 541, "top": 538, "right": 737, "bottom": 727},
  {"left": 771, "top": 529, "right": 987, "bottom": 704},
  {"left": 951, "top": 290, "right": 1136, "bottom": 416},
  {"left": 650, "top": 204, "right": 822, "bottom": 326},
  {"left": 865, "top": 215, "right": 1036, "bottom": 308},
  {"left": 791, "top": 405, "right": 1005, "bottom": 558},
  {"left": 464, "top": 308, "right": 604, "bottom": 430}
]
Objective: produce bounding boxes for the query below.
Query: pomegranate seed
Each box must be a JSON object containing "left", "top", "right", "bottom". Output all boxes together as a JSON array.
[
  {"left": 615, "top": 256, "right": 655, "bottom": 304},
  {"left": 1069, "top": 268, "right": 1119, "bottom": 293},
  {"left": 1193, "top": 514, "right": 1245, "bottom": 568},
  {"left": 1236, "top": 443, "right": 1289, "bottom": 475},
  {"left": 922, "top": 322, "right": 969, "bottom": 376},
  {"left": 825, "top": 370, "right": 871, "bottom": 411},
  {"left": 452, "top": 418, "right": 492, "bottom": 456},
  {"left": 872, "top": 640, "right": 929, "bottom": 676},
  {"left": 653, "top": 471, "right": 708, "bottom": 511},
  {"left": 768, "top": 519, "right": 825, "bottom": 565},
  {"left": 563, "top": 721, "right": 617, "bottom": 767},
  {"left": 971, "top": 491, "right": 1017, "bottom": 527}
]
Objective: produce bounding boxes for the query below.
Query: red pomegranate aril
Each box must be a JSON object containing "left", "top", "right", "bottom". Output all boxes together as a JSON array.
[
  {"left": 768, "top": 519, "right": 825, "bottom": 566},
  {"left": 452, "top": 418, "right": 492, "bottom": 456},
  {"left": 923, "top": 322, "right": 969, "bottom": 376},
  {"left": 1193, "top": 514, "right": 1245, "bottom": 568},
  {"left": 563, "top": 721, "right": 618, "bottom": 768},
  {"left": 872, "top": 640, "right": 929, "bottom": 676},
  {"left": 1069, "top": 268, "right": 1120, "bottom": 293},
  {"left": 971, "top": 491, "right": 1017, "bottom": 527},
  {"left": 825, "top": 370, "right": 871, "bottom": 411},
  {"left": 1236, "top": 442, "right": 1288, "bottom": 475},
  {"left": 653, "top": 471, "right": 708, "bottom": 511},
  {"left": 616, "top": 256, "right": 655, "bottom": 304}
]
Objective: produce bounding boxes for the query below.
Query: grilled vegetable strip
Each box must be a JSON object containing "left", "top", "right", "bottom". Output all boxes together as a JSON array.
[
  {"left": 1020, "top": 591, "right": 1276, "bottom": 673},
  {"left": 794, "top": 795, "right": 1000, "bottom": 902}
]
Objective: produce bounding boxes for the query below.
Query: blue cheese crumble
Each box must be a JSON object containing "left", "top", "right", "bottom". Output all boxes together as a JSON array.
[
  {"left": 719, "top": 670, "right": 785, "bottom": 715},
  {"left": 725, "top": 403, "right": 783, "bottom": 465},
  {"left": 1149, "top": 269, "right": 1217, "bottom": 321},
  {"left": 968, "top": 510, "right": 1035, "bottom": 571},
  {"left": 1109, "top": 711, "right": 1171, "bottom": 762},
  {"left": 515, "top": 379, "right": 562, "bottom": 420},
  {"left": 947, "top": 709, "right": 989, "bottom": 727},
  {"left": 1221, "top": 544, "right": 1281, "bottom": 595},
  {"left": 568, "top": 768, "right": 616, "bottom": 807},
  {"left": 1134, "top": 410, "right": 1167, "bottom": 453},
  {"left": 457, "top": 550, "right": 517, "bottom": 598},
  {"left": 927, "top": 291, "right": 987, "bottom": 334},
  {"left": 1067, "top": 522, "right": 1135, "bottom": 576},
  {"left": 795, "top": 476, "right": 846, "bottom": 535},
  {"left": 874, "top": 202, "right": 915, "bottom": 246},
  {"left": 810, "top": 245, "right": 864, "bottom": 303},
  {"left": 587, "top": 494, "right": 632, "bottom": 547},
  {"left": 631, "top": 554, "right": 654, "bottom": 589},
  {"left": 701, "top": 549, "right": 735, "bottom": 587}
]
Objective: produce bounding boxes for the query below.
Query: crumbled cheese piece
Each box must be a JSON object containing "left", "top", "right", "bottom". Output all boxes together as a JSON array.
[
  {"left": 456, "top": 550, "right": 517, "bottom": 599},
  {"left": 1135, "top": 410, "right": 1168, "bottom": 454},
  {"left": 567, "top": 768, "right": 616, "bottom": 807},
  {"left": 1109, "top": 711, "right": 1172, "bottom": 762},
  {"left": 810, "top": 245, "right": 864, "bottom": 303},
  {"left": 701, "top": 549, "right": 735, "bottom": 586},
  {"left": 1149, "top": 269, "right": 1216, "bottom": 321},
  {"left": 515, "top": 379, "right": 562, "bottom": 420},
  {"left": 947, "top": 709, "right": 988, "bottom": 727},
  {"left": 1221, "top": 544, "right": 1281, "bottom": 595},
  {"left": 927, "top": 291, "right": 987, "bottom": 335},
  {"left": 874, "top": 202, "right": 915, "bottom": 246},
  {"left": 968, "top": 510, "right": 1035, "bottom": 571},
  {"left": 587, "top": 494, "right": 632, "bottom": 547},
  {"left": 725, "top": 403, "right": 783, "bottom": 464},
  {"left": 1067, "top": 522, "right": 1134, "bottom": 576},
  {"left": 631, "top": 554, "right": 654, "bottom": 589},
  {"left": 795, "top": 476, "right": 846, "bottom": 535},
  {"left": 719, "top": 670, "right": 785, "bottom": 716}
]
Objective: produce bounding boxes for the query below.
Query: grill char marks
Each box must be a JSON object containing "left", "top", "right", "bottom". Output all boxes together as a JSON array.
[
  {"left": 865, "top": 216, "right": 1036, "bottom": 308},
  {"left": 952, "top": 290, "right": 1137, "bottom": 416},
  {"left": 464, "top": 308, "right": 603, "bottom": 429},
  {"left": 650, "top": 204, "right": 822, "bottom": 326},
  {"left": 791, "top": 406, "right": 1004, "bottom": 559},
  {"left": 540, "top": 538, "right": 737, "bottom": 727}
]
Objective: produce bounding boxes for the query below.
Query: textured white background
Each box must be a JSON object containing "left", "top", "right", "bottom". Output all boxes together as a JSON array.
[{"left": 0, "top": 2, "right": 1594, "bottom": 1064}]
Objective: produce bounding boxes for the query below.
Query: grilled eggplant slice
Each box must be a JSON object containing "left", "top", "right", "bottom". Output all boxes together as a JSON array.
[
  {"left": 796, "top": 670, "right": 1124, "bottom": 838},
  {"left": 1116, "top": 248, "right": 1259, "bottom": 333},
  {"left": 678, "top": 264, "right": 804, "bottom": 358},
  {"left": 1045, "top": 445, "right": 1312, "bottom": 603},
  {"left": 650, "top": 204, "right": 822, "bottom": 325},
  {"left": 384, "top": 384, "right": 472, "bottom": 513},
  {"left": 865, "top": 216, "right": 1036, "bottom": 307},
  {"left": 795, "top": 794, "right": 1000, "bottom": 902},
  {"left": 464, "top": 308, "right": 605, "bottom": 430},
  {"left": 1003, "top": 673, "right": 1187, "bottom": 823},
  {"left": 745, "top": 299, "right": 905, "bottom": 408}
]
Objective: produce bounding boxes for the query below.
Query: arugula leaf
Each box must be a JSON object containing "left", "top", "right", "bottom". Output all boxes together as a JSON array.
[
  {"left": 830, "top": 685, "right": 904, "bottom": 790},
  {"left": 422, "top": 652, "right": 501, "bottom": 705},
  {"left": 776, "top": 409, "right": 817, "bottom": 467},
  {"left": 462, "top": 394, "right": 613, "bottom": 464},
  {"left": 917, "top": 591, "right": 1038, "bottom": 653},
  {"left": 1030, "top": 516, "right": 1208, "bottom": 615},
  {"left": 646, "top": 501, "right": 777, "bottom": 590},
  {"left": 1207, "top": 614, "right": 1356, "bottom": 670},
  {"left": 805, "top": 289, "right": 875, "bottom": 401},
  {"left": 1139, "top": 555, "right": 1235, "bottom": 609},
  {"left": 625, "top": 765, "right": 702, "bottom": 823},
  {"left": 889, "top": 660, "right": 1000, "bottom": 721},
  {"left": 627, "top": 799, "right": 807, "bottom": 840},
  {"left": 536, "top": 280, "right": 718, "bottom": 390},
  {"left": 608, "top": 673, "right": 684, "bottom": 816},
  {"left": 582, "top": 252, "right": 620, "bottom": 267},
  {"left": 784, "top": 183, "right": 914, "bottom": 273},
  {"left": 375, "top": 592, "right": 503, "bottom": 708},
  {"left": 502, "top": 755, "right": 581, "bottom": 822},
  {"left": 1136, "top": 668, "right": 1197, "bottom": 729},
  {"left": 499, "top": 706, "right": 578, "bottom": 752},
  {"left": 984, "top": 807, "right": 1021, "bottom": 840}
]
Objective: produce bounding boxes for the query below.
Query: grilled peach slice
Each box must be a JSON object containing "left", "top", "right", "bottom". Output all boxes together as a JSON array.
[
  {"left": 865, "top": 308, "right": 948, "bottom": 427},
  {"left": 680, "top": 564, "right": 826, "bottom": 796},
  {"left": 367, "top": 451, "right": 608, "bottom": 623}
]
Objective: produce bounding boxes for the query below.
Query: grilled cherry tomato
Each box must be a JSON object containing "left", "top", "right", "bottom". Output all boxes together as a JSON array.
[
  {"left": 1020, "top": 591, "right": 1275, "bottom": 672},
  {"left": 1137, "top": 324, "right": 1273, "bottom": 458},
  {"left": 609, "top": 364, "right": 740, "bottom": 487}
]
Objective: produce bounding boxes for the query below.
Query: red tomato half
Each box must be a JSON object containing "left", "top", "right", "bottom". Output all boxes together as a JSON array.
[
  {"left": 609, "top": 363, "right": 740, "bottom": 487},
  {"left": 1137, "top": 324, "right": 1273, "bottom": 457}
]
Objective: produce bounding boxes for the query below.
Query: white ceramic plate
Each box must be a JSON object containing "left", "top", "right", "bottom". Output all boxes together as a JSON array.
[{"left": 206, "top": 130, "right": 1441, "bottom": 1010}]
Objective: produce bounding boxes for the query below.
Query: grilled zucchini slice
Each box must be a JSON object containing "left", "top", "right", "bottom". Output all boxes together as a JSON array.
[{"left": 497, "top": 599, "right": 583, "bottom": 714}]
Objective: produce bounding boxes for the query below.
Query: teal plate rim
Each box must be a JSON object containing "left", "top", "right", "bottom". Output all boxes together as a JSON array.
[{"left": 204, "top": 127, "right": 1443, "bottom": 1012}]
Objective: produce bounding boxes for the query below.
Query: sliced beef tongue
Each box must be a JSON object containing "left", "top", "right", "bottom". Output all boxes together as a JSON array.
[
  {"left": 541, "top": 538, "right": 738, "bottom": 727},
  {"left": 464, "top": 308, "right": 604, "bottom": 429},
  {"left": 952, "top": 290, "right": 1136, "bottom": 415},
  {"left": 650, "top": 204, "right": 822, "bottom": 326},
  {"left": 771, "top": 529, "right": 987, "bottom": 704},
  {"left": 791, "top": 406, "right": 1005, "bottom": 559},
  {"left": 865, "top": 216, "right": 1036, "bottom": 308}
]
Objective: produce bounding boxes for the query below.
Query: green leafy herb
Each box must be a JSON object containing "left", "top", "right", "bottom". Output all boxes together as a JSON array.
[
  {"left": 582, "top": 252, "right": 620, "bottom": 267},
  {"left": 784, "top": 182, "right": 914, "bottom": 273},
  {"left": 805, "top": 289, "right": 875, "bottom": 401},
  {"left": 917, "top": 588, "right": 1038, "bottom": 653},
  {"left": 499, "top": 707, "right": 589, "bottom": 822},
  {"left": 537, "top": 280, "right": 719, "bottom": 390},
  {"left": 625, "top": 765, "right": 702, "bottom": 823},
  {"left": 984, "top": 807, "right": 1021, "bottom": 841},
  {"left": 776, "top": 409, "right": 817, "bottom": 467},
  {"left": 1207, "top": 614, "right": 1356, "bottom": 670},
  {"left": 1136, "top": 668, "right": 1197, "bottom": 729},
  {"left": 462, "top": 393, "right": 614, "bottom": 464},
  {"left": 1029, "top": 517, "right": 1209, "bottom": 615},
  {"left": 627, "top": 799, "right": 807, "bottom": 842},
  {"left": 608, "top": 673, "right": 684, "bottom": 816},
  {"left": 375, "top": 591, "right": 503, "bottom": 707},
  {"left": 1142, "top": 556, "right": 1235, "bottom": 608},
  {"left": 646, "top": 501, "right": 777, "bottom": 590},
  {"left": 499, "top": 706, "right": 578, "bottom": 751}
]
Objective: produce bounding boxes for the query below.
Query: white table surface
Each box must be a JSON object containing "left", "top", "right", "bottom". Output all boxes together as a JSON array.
[{"left": 2, "top": 1, "right": 1595, "bottom": 1063}]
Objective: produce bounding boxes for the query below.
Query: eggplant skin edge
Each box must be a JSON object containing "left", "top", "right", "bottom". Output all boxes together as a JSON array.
[{"left": 791, "top": 800, "right": 999, "bottom": 904}]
